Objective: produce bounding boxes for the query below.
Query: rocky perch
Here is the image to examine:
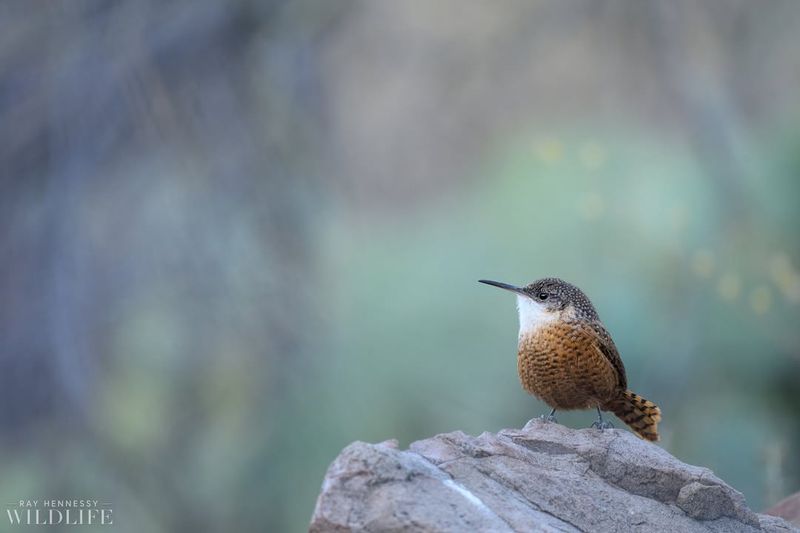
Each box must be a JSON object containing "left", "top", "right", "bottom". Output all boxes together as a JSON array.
[{"left": 310, "top": 420, "right": 798, "bottom": 532}]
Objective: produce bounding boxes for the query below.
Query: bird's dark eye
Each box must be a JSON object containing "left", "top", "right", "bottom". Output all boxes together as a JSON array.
[{"left": 538, "top": 292, "right": 549, "bottom": 300}]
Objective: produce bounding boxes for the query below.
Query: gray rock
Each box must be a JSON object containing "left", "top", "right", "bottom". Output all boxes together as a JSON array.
[{"left": 309, "top": 420, "right": 799, "bottom": 533}]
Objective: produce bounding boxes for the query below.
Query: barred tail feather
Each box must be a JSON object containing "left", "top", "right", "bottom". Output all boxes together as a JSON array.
[{"left": 605, "top": 390, "right": 661, "bottom": 441}]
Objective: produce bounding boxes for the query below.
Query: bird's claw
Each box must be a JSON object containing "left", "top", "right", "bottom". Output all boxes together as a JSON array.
[
  {"left": 591, "top": 407, "right": 613, "bottom": 431},
  {"left": 539, "top": 413, "right": 558, "bottom": 423},
  {"left": 591, "top": 420, "right": 614, "bottom": 430}
]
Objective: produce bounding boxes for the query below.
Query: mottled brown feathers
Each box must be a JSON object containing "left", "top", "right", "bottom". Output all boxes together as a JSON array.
[
  {"left": 515, "top": 280, "right": 661, "bottom": 441},
  {"left": 482, "top": 276, "right": 662, "bottom": 441},
  {"left": 604, "top": 390, "right": 662, "bottom": 441},
  {"left": 518, "top": 321, "right": 661, "bottom": 440},
  {"left": 518, "top": 321, "right": 621, "bottom": 410}
]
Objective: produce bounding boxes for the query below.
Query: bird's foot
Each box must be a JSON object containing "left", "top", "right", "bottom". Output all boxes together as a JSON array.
[
  {"left": 539, "top": 413, "right": 558, "bottom": 423},
  {"left": 590, "top": 419, "right": 614, "bottom": 430},
  {"left": 590, "top": 407, "right": 613, "bottom": 431}
]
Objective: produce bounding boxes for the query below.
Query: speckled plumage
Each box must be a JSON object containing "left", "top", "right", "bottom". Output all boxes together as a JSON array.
[
  {"left": 481, "top": 277, "right": 661, "bottom": 441},
  {"left": 517, "top": 321, "right": 621, "bottom": 410}
]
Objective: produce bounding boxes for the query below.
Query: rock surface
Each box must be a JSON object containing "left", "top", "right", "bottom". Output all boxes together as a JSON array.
[{"left": 310, "top": 420, "right": 798, "bottom": 532}]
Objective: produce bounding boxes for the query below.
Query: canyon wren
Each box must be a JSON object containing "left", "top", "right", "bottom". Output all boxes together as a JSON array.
[{"left": 479, "top": 277, "right": 661, "bottom": 441}]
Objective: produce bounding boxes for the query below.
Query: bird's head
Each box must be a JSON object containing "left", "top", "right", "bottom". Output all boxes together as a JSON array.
[{"left": 479, "top": 277, "right": 599, "bottom": 337}]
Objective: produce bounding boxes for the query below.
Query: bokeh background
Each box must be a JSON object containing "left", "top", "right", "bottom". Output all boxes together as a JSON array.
[{"left": 2, "top": 1, "right": 799, "bottom": 531}]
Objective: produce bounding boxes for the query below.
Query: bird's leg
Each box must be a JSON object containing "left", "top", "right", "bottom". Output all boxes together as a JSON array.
[
  {"left": 539, "top": 407, "right": 557, "bottom": 423},
  {"left": 590, "top": 406, "right": 614, "bottom": 430}
]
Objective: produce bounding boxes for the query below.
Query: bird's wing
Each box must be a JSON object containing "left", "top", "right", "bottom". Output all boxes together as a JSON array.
[{"left": 587, "top": 321, "right": 627, "bottom": 390}]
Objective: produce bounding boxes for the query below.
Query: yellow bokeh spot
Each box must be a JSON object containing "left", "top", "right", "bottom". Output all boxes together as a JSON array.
[
  {"left": 768, "top": 253, "right": 792, "bottom": 279},
  {"left": 768, "top": 253, "right": 800, "bottom": 304},
  {"left": 579, "top": 142, "right": 607, "bottom": 170},
  {"left": 98, "top": 372, "right": 167, "bottom": 454},
  {"left": 783, "top": 277, "right": 800, "bottom": 304},
  {"left": 750, "top": 286, "right": 772, "bottom": 315},
  {"left": 534, "top": 138, "right": 564, "bottom": 165},
  {"left": 578, "top": 193, "right": 605, "bottom": 220},
  {"left": 717, "top": 273, "right": 741, "bottom": 301},
  {"left": 690, "top": 250, "right": 714, "bottom": 278}
]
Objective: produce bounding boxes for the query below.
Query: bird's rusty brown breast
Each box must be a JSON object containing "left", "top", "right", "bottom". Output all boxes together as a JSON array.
[{"left": 517, "top": 320, "right": 620, "bottom": 410}]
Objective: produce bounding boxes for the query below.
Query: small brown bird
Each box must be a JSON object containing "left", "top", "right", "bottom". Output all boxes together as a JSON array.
[{"left": 479, "top": 277, "right": 661, "bottom": 441}]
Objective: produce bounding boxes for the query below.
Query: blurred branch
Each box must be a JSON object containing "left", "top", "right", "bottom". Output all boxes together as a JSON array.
[{"left": 646, "top": 1, "right": 753, "bottom": 232}]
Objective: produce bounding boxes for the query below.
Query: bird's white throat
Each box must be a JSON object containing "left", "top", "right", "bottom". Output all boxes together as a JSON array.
[{"left": 516, "top": 295, "right": 557, "bottom": 338}]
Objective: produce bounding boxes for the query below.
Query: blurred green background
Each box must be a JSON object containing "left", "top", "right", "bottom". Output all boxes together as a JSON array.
[{"left": 1, "top": 1, "right": 799, "bottom": 531}]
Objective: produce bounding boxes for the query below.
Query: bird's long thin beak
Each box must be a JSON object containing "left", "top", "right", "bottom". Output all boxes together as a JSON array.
[{"left": 478, "top": 279, "right": 526, "bottom": 296}]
